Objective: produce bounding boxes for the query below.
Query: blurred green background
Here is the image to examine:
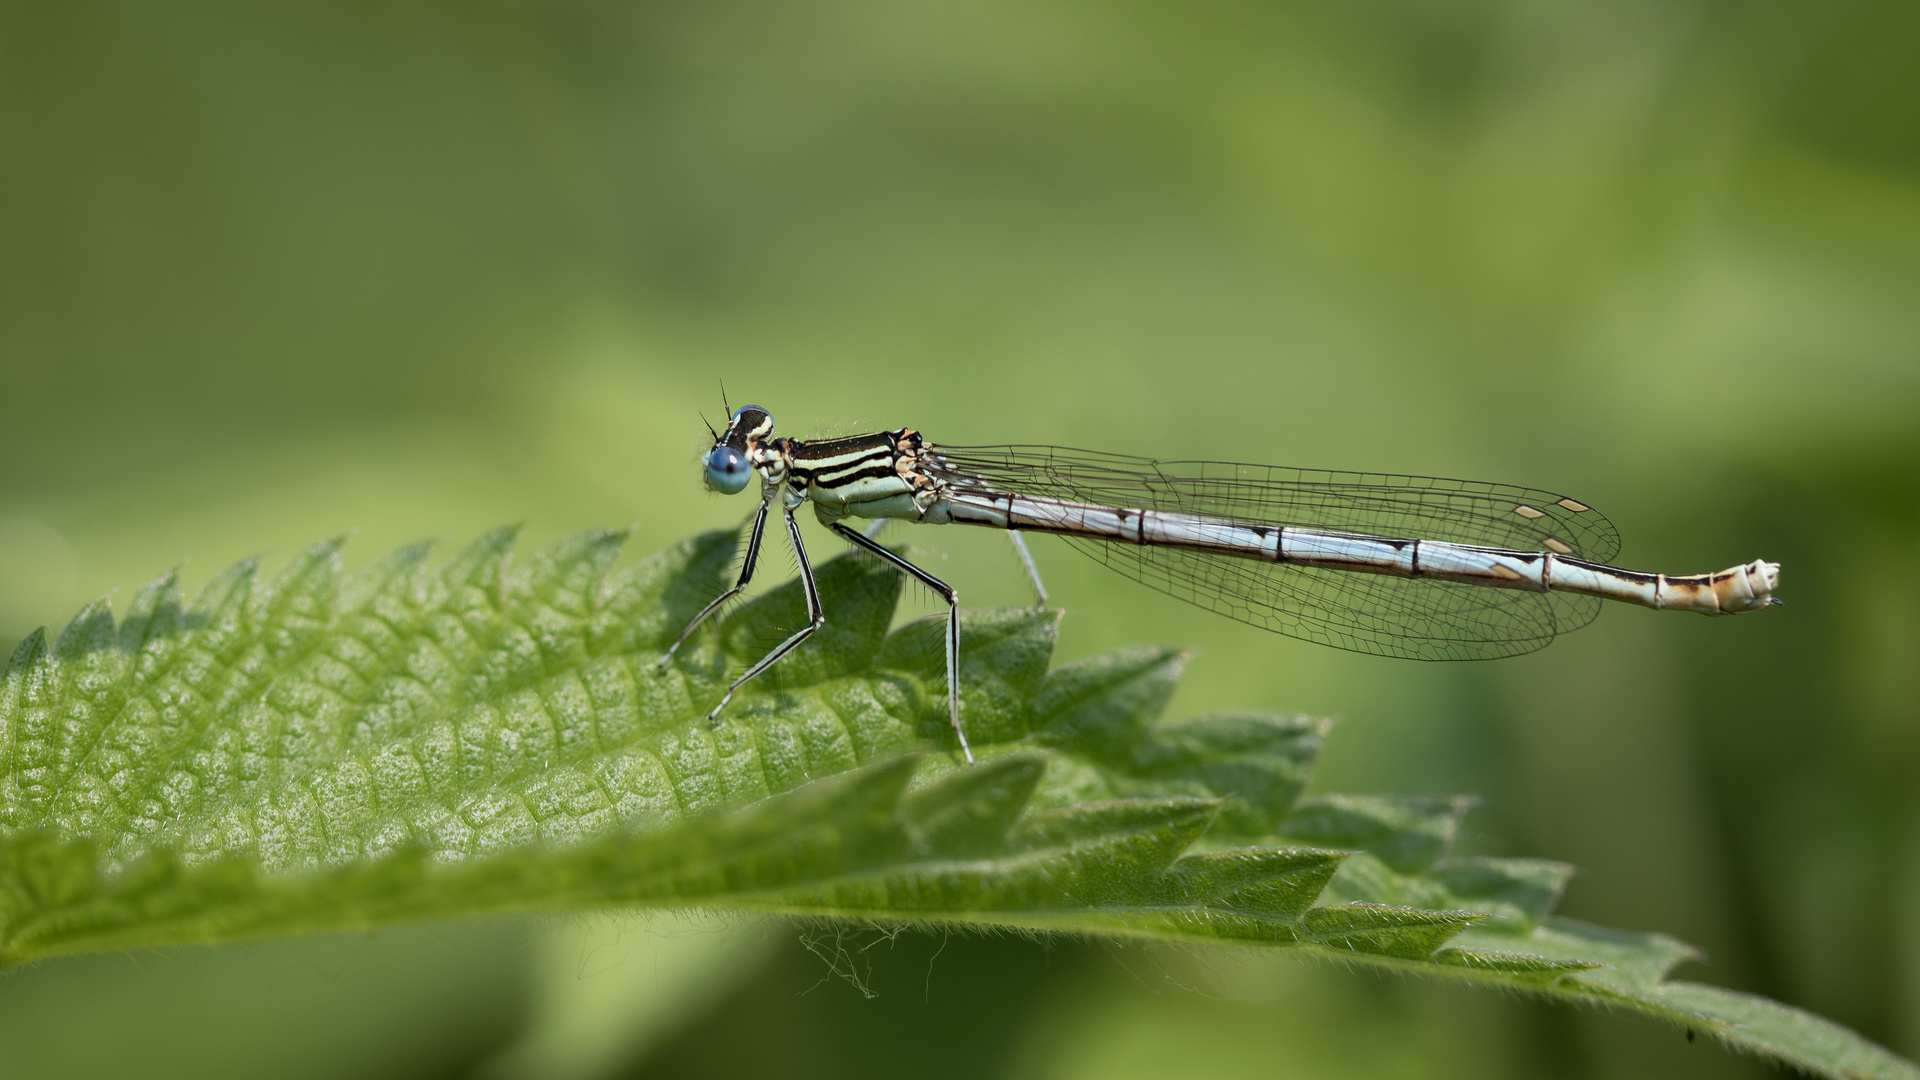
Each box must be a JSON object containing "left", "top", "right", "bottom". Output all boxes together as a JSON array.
[{"left": 1, "top": 1, "right": 1916, "bottom": 1077}]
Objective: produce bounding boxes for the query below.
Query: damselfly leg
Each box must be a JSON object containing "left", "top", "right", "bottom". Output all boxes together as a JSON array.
[
  {"left": 831, "top": 524, "right": 973, "bottom": 764},
  {"left": 657, "top": 500, "right": 771, "bottom": 668},
  {"left": 696, "top": 504, "right": 827, "bottom": 722},
  {"left": 1009, "top": 531, "right": 1048, "bottom": 605},
  {"left": 868, "top": 520, "right": 1047, "bottom": 607},
  {"left": 657, "top": 502, "right": 975, "bottom": 763}
]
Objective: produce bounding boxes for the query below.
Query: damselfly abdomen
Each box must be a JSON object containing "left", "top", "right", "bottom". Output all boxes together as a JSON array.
[{"left": 660, "top": 405, "right": 1782, "bottom": 763}]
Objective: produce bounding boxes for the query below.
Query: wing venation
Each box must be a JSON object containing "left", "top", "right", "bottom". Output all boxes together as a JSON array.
[{"left": 926, "top": 444, "right": 1618, "bottom": 660}]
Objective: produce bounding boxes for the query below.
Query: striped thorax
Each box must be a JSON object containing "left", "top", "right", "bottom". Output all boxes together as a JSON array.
[{"left": 710, "top": 409, "right": 950, "bottom": 522}]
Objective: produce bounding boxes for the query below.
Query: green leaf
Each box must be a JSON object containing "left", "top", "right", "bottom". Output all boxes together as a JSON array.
[{"left": 0, "top": 528, "right": 1911, "bottom": 1080}]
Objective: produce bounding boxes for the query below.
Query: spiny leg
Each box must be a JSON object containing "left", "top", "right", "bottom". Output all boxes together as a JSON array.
[
  {"left": 1008, "top": 530, "right": 1048, "bottom": 606},
  {"left": 657, "top": 500, "right": 772, "bottom": 670},
  {"left": 707, "top": 506, "right": 825, "bottom": 721},
  {"left": 831, "top": 522, "right": 973, "bottom": 764}
]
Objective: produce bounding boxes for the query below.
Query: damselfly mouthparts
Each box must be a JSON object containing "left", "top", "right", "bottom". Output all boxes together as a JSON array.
[{"left": 659, "top": 405, "right": 1782, "bottom": 763}]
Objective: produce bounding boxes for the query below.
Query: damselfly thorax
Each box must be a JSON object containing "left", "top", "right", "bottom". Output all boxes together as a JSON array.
[{"left": 663, "top": 405, "right": 1782, "bottom": 763}]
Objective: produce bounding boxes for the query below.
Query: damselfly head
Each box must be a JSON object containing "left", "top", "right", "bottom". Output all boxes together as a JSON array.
[
  {"left": 702, "top": 405, "right": 773, "bottom": 495},
  {"left": 727, "top": 405, "right": 773, "bottom": 442}
]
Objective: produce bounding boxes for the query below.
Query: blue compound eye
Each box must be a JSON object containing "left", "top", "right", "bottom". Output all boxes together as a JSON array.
[{"left": 703, "top": 445, "right": 751, "bottom": 494}]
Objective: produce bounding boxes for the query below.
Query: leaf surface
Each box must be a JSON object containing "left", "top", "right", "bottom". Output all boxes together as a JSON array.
[{"left": 0, "top": 528, "right": 1909, "bottom": 1080}]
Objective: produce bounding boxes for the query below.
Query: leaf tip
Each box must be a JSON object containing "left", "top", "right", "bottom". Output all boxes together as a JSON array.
[{"left": 9, "top": 625, "right": 49, "bottom": 662}]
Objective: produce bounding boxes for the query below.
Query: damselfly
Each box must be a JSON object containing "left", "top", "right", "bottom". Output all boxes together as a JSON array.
[{"left": 659, "top": 405, "right": 1782, "bottom": 763}]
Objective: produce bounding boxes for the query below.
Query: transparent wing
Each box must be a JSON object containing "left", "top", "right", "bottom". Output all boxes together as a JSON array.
[{"left": 925, "top": 444, "right": 1618, "bottom": 661}]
